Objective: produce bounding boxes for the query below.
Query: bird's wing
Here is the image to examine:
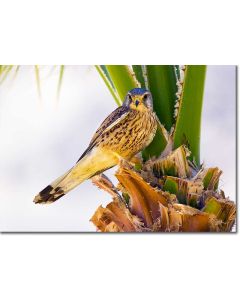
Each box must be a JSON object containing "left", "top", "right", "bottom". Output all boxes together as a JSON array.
[{"left": 77, "top": 105, "right": 129, "bottom": 162}]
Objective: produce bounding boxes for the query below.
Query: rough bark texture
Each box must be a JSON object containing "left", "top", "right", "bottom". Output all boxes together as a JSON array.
[{"left": 91, "top": 146, "right": 236, "bottom": 232}]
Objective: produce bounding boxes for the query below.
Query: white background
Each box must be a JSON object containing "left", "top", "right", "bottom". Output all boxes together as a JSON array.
[
  {"left": 0, "top": 1, "right": 239, "bottom": 300},
  {"left": 0, "top": 65, "right": 236, "bottom": 231}
]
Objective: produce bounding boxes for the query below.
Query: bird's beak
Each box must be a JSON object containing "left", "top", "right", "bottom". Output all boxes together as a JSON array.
[{"left": 135, "top": 100, "right": 140, "bottom": 107}]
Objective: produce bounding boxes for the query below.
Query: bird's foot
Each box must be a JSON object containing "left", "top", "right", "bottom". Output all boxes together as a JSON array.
[
  {"left": 119, "top": 158, "right": 134, "bottom": 169},
  {"left": 91, "top": 173, "right": 124, "bottom": 203}
]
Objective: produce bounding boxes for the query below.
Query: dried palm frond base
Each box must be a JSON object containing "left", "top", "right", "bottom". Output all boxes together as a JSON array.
[{"left": 90, "top": 146, "right": 236, "bottom": 232}]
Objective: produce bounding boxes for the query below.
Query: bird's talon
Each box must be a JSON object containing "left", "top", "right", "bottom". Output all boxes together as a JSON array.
[{"left": 119, "top": 158, "right": 133, "bottom": 169}]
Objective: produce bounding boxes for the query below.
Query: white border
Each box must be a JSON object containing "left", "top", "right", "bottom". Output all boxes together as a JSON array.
[{"left": 0, "top": 1, "right": 239, "bottom": 299}]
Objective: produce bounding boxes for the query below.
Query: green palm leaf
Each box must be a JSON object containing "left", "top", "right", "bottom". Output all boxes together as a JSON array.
[
  {"left": 173, "top": 65, "right": 207, "bottom": 165},
  {"left": 146, "top": 65, "right": 178, "bottom": 131},
  {"left": 105, "top": 65, "right": 138, "bottom": 103}
]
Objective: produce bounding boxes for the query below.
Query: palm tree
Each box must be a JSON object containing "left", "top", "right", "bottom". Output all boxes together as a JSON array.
[{"left": 91, "top": 65, "right": 236, "bottom": 232}]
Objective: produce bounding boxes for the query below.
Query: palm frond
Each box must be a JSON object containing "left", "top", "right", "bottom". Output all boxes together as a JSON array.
[
  {"left": 56, "top": 65, "right": 65, "bottom": 101},
  {"left": 34, "top": 65, "right": 42, "bottom": 99},
  {"left": 0, "top": 65, "right": 14, "bottom": 84},
  {"left": 173, "top": 66, "right": 207, "bottom": 165}
]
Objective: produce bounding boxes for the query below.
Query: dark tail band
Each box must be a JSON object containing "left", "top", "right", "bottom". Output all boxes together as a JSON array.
[{"left": 34, "top": 185, "right": 65, "bottom": 204}]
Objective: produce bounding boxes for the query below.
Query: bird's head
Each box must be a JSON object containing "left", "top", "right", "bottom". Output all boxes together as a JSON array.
[{"left": 123, "top": 88, "right": 153, "bottom": 112}]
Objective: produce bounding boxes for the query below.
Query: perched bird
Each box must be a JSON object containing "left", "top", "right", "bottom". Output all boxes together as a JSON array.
[{"left": 34, "top": 88, "right": 158, "bottom": 204}]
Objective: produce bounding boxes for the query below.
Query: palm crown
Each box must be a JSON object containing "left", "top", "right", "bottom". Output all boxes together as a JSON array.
[{"left": 91, "top": 65, "right": 236, "bottom": 232}]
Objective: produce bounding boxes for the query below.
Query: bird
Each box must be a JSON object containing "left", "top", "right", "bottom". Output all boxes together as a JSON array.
[{"left": 34, "top": 88, "right": 158, "bottom": 204}]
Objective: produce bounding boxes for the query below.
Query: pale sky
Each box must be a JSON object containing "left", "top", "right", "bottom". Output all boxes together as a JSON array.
[{"left": 0, "top": 66, "right": 236, "bottom": 231}]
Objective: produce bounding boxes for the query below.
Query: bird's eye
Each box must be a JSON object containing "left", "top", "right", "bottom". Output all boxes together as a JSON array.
[
  {"left": 143, "top": 94, "right": 148, "bottom": 101},
  {"left": 128, "top": 94, "right": 132, "bottom": 102}
]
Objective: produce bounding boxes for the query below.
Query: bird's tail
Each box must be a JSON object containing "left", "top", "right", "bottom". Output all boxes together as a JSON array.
[
  {"left": 34, "top": 168, "right": 80, "bottom": 204},
  {"left": 34, "top": 147, "right": 118, "bottom": 204}
]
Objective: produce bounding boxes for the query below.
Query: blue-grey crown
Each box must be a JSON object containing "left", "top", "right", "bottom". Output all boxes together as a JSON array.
[{"left": 128, "top": 88, "right": 148, "bottom": 95}]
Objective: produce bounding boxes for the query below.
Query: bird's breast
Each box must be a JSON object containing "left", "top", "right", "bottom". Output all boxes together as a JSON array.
[{"left": 100, "top": 110, "right": 157, "bottom": 159}]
